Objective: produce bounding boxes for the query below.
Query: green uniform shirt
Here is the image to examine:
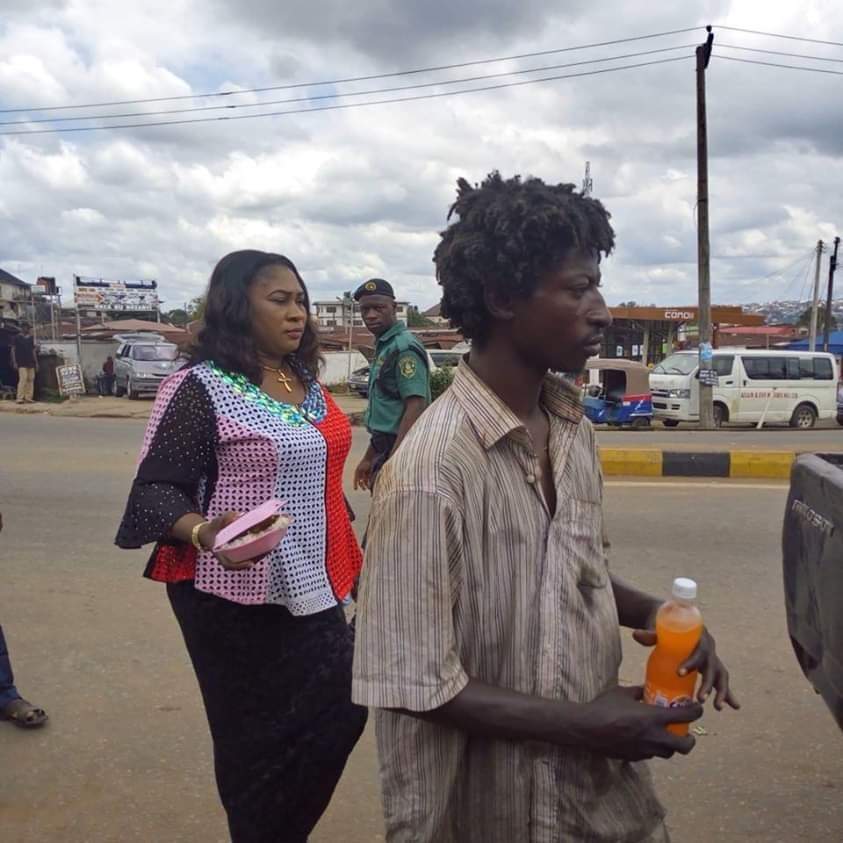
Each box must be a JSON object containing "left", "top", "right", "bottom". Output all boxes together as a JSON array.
[{"left": 365, "top": 322, "right": 431, "bottom": 435}]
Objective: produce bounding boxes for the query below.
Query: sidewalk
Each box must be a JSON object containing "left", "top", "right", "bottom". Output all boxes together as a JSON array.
[
  {"left": 0, "top": 392, "right": 370, "bottom": 424},
  {"left": 0, "top": 396, "right": 152, "bottom": 420}
]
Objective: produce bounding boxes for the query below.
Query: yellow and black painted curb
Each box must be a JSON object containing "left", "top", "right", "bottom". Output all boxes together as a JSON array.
[{"left": 599, "top": 449, "right": 797, "bottom": 480}]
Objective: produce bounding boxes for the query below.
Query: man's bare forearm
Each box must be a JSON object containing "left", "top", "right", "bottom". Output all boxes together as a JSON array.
[
  {"left": 611, "top": 574, "right": 661, "bottom": 630},
  {"left": 401, "top": 678, "right": 587, "bottom": 747},
  {"left": 394, "top": 675, "right": 701, "bottom": 763}
]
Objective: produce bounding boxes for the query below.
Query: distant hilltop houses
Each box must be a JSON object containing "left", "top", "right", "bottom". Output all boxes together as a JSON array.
[{"left": 744, "top": 298, "right": 843, "bottom": 325}]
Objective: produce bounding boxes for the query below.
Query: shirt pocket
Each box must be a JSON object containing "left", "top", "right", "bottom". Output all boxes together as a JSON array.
[{"left": 565, "top": 498, "right": 609, "bottom": 589}]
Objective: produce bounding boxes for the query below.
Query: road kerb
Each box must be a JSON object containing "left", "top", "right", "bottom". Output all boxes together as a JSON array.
[
  {"left": 729, "top": 450, "right": 795, "bottom": 480},
  {"left": 600, "top": 448, "right": 798, "bottom": 479},
  {"left": 599, "top": 449, "right": 663, "bottom": 477}
]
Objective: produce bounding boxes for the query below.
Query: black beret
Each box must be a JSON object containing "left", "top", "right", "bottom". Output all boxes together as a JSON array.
[{"left": 353, "top": 278, "right": 395, "bottom": 301}]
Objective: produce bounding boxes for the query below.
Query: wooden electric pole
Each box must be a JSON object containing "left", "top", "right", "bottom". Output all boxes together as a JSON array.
[
  {"left": 696, "top": 26, "right": 715, "bottom": 429},
  {"left": 823, "top": 236, "right": 840, "bottom": 353},
  {"left": 809, "top": 240, "right": 824, "bottom": 351}
]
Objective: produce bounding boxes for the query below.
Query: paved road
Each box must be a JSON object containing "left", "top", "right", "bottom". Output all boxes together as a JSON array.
[
  {"left": 1, "top": 415, "right": 840, "bottom": 842},
  {"left": 3, "top": 393, "right": 841, "bottom": 453}
]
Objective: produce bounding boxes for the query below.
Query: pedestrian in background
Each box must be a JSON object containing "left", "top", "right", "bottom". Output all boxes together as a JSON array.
[
  {"left": 98, "top": 356, "right": 115, "bottom": 396},
  {"left": 0, "top": 512, "right": 48, "bottom": 730},
  {"left": 11, "top": 322, "right": 37, "bottom": 404},
  {"left": 116, "top": 250, "right": 366, "bottom": 843},
  {"left": 353, "top": 173, "right": 738, "bottom": 842},
  {"left": 353, "top": 278, "right": 430, "bottom": 491}
]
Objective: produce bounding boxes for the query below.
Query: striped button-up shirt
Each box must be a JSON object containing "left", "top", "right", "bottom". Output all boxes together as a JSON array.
[{"left": 353, "top": 360, "right": 667, "bottom": 842}]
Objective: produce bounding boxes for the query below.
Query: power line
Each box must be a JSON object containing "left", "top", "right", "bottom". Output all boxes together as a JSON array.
[
  {"left": 715, "top": 25, "right": 843, "bottom": 48},
  {"left": 0, "top": 44, "right": 697, "bottom": 127},
  {"left": 718, "top": 43, "right": 843, "bottom": 63},
  {"left": 0, "top": 56, "right": 691, "bottom": 137},
  {"left": 780, "top": 251, "right": 817, "bottom": 279},
  {"left": 792, "top": 253, "right": 818, "bottom": 303},
  {"left": 0, "top": 26, "right": 703, "bottom": 115},
  {"left": 741, "top": 248, "right": 818, "bottom": 290},
  {"left": 714, "top": 54, "right": 843, "bottom": 76}
]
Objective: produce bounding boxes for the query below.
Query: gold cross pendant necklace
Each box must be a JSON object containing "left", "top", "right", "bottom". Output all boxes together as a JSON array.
[{"left": 262, "top": 366, "right": 294, "bottom": 393}]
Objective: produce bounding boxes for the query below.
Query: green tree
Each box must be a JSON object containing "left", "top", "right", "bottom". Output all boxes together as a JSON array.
[
  {"left": 187, "top": 295, "right": 206, "bottom": 322},
  {"left": 430, "top": 366, "right": 455, "bottom": 400},
  {"left": 165, "top": 308, "right": 190, "bottom": 326},
  {"left": 797, "top": 305, "right": 837, "bottom": 331},
  {"left": 407, "top": 305, "right": 434, "bottom": 328}
]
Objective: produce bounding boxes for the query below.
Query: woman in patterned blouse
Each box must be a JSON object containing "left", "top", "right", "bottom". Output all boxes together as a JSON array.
[{"left": 116, "top": 250, "right": 366, "bottom": 843}]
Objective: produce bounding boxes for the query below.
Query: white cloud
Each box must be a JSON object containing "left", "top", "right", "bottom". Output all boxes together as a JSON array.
[
  {"left": 1, "top": 0, "right": 841, "bottom": 313},
  {"left": 61, "top": 207, "right": 106, "bottom": 225}
]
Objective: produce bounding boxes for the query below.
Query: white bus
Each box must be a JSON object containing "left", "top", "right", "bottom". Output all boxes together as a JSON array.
[{"left": 650, "top": 349, "right": 838, "bottom": 428}]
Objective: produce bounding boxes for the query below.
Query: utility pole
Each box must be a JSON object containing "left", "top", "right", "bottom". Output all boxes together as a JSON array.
[
  {"left": 73, "top": 276, "right": 83, "bottom": 370},
  {"left": 29, "top": 286, "right": 39, "bottom": 344},
  {"left": 809, "top": 240, "right": 824, "bottom": 351},
  {"left": 582, "top": 161, "right": 593, "bottom": 197},
  {"left": 344, "top": 292, "right": 354, "bottom": 382},
  {"left": 696, "top": 26, "right": 715, "bottom": 429},
  {"left": 824, "top": 236, "right": 840, "bottom": 353}
]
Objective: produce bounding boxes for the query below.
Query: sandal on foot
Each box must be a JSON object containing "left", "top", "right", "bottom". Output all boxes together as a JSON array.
[{"left": 1, "top": 698, "right": 49, "bottom": 729}]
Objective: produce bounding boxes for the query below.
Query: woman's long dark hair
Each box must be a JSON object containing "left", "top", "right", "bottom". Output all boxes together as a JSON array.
[{"left": 191, "top": 250, "right": 323, "bottom": 385}]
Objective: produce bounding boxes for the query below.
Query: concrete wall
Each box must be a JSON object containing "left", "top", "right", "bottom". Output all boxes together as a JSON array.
[
  {"left": 34, "top": 343, "right": 364, "bottom": 390},
  {"left": 320, "top": 351, "right": 368, "bottom": 385},
  {"left": 39, "top": 339, "right": 119, "bottom": 389}
]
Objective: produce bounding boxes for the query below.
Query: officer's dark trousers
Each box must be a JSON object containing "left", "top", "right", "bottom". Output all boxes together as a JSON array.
[{"left": 369, "top": 431, "right": 398, "bottom": 490}]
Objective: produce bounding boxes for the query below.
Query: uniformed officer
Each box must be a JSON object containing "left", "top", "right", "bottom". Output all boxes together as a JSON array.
[{"left": 353, "top": 278, "right": 431, "bottom": 491}]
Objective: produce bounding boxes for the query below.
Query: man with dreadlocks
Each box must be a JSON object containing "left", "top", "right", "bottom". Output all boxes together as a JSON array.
[{"left": 353, "top": 172, "right": 738, "bottom": 842}]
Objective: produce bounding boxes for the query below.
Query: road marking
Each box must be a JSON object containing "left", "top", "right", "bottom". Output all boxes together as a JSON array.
[{"left": 606, "top": 480, "right": 786, "bottom": 490}]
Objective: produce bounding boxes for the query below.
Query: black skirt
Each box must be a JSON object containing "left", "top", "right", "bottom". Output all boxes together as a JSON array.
[{"left": 168, "top": 581, "right": 367, "bottom": 843}]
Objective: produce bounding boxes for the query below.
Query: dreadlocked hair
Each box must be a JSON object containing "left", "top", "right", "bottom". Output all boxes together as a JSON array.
[{"left": 434, "top": 171, "right": 615, "bottom": 346}]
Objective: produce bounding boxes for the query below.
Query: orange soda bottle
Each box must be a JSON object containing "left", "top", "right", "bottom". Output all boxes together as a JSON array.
[{"left": 644, "top": 578, "right": 703, "bottom": 736}]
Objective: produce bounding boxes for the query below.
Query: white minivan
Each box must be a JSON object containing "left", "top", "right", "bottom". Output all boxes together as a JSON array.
[{"left": 650, "top": 349, "right": 838, "bottom": 428}]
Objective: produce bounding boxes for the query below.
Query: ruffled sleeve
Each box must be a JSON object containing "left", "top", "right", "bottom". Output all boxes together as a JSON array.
[{"left": 115, "top": 369, "right": 217, "bottom": 549}]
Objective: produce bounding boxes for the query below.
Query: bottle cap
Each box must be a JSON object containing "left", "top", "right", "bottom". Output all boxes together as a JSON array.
[{"left": 672, "top": 577, "right": 697, "bottom": 600}]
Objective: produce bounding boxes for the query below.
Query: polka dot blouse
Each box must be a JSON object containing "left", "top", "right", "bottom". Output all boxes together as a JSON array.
[{"left": 116, "top": 362, "right": 362, "bottom": 615}]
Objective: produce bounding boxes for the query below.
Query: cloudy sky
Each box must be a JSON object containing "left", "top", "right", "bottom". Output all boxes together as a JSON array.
[{"left": 1, "top": 0, "right": 841, "bottom": 314}]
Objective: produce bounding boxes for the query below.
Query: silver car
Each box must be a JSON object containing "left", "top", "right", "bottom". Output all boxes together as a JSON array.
[
  {"left": 114, "top": 339, "right": 182, "bottom": 399},
  {"left": 348, "top": 365, "right": 370, "bottom": 397}
]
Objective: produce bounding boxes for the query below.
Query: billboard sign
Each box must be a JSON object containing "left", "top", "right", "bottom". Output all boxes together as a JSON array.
[{"left": 74, "top": 276, "right": 158, "bottom": 312}]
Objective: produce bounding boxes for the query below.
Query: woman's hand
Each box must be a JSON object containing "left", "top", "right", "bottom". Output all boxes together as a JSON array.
[{"left": 198, "top": 512, "right": 267, "bottom": 571}]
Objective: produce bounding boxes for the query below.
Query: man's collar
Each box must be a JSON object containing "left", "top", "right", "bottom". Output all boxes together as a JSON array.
[
  {"left": 376, "top": 321, "right": 406, "bottom": 346},
  {"left": 450, "top": 359, "right": 583, "bottom": 450}
]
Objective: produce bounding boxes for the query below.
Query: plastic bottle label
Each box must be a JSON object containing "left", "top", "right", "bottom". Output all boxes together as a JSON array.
[{"left": 644, "top": 683, "right": 694, "bottom": 710}]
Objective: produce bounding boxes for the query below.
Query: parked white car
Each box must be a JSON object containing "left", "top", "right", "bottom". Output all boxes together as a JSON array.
[
  {"left": 650, "top": 349, "right": 838, "bottom": 428},
  {"left": 113, "top": 336, "right": 183, "bottom": 399}
]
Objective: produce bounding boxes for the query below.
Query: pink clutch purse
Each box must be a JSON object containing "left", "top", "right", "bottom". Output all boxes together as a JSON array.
[{"left": 212, "top": 499, "right": 292, "bottom": 563}]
